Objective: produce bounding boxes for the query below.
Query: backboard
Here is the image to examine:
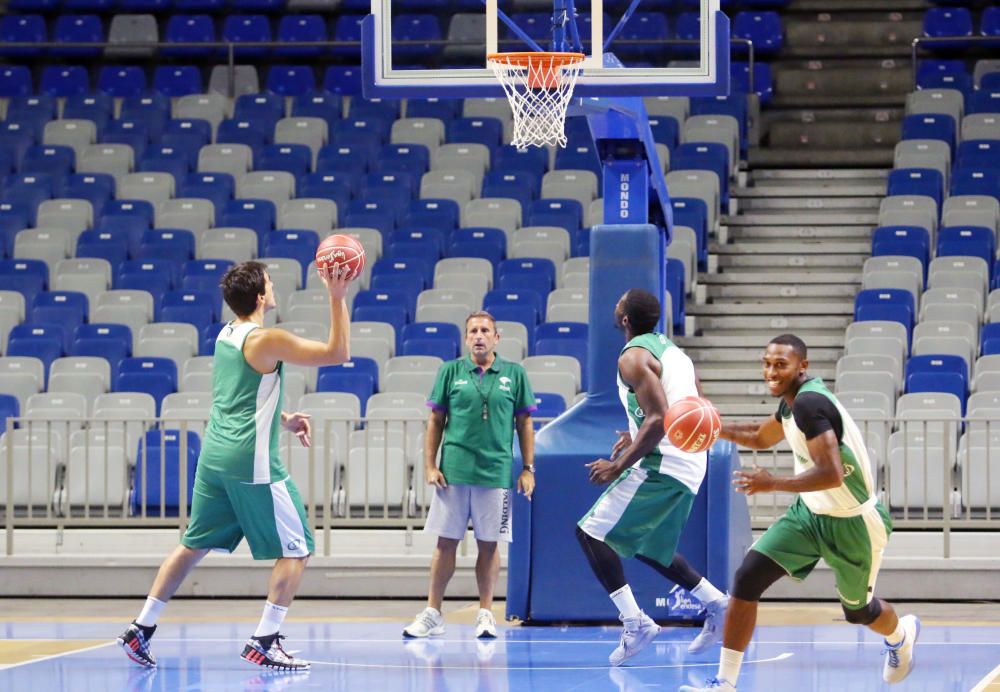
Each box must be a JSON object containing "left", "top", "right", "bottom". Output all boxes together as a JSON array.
[{"left": 362, "top": 0, "right": 729, "bottom": 99}]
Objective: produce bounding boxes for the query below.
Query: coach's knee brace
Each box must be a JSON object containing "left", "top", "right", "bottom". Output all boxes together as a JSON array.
[{"left": 843, "top": 599, "right": 882, "bottom": 625}]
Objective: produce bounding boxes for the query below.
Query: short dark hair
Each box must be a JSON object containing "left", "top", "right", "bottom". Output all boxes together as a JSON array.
[
  {"left": 621, "top": 289, "right": 661, "bottom": 335},
  {"left": 465, "top": 310, "right": 497, "bottom": 332},
  {"left": 220, "top": 261, "right": 267, "bottom": 318},
  {"left": 769, "top": 333, "right": 808, "bottom": 360}
]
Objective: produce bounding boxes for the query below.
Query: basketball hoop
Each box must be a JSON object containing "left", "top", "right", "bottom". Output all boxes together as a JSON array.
[{"left": 487, "top": 51, "right": 585, "bottom": 148}]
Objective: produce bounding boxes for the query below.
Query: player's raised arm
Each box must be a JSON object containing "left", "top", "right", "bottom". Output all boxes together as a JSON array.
[
  {"left": 245, "top": 265, "right": 353, "bottom": 370},
  {"left": 719, "top": 415, "right": 785, "bottom": 450}
]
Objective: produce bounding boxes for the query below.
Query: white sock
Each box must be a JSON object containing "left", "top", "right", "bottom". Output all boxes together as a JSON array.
[
  {"left": 691, "top": 578, "right": 726, "bottom": 605},
  {"left": 885, "top": 620, "right": 905, "bottom": 646},
  {"left": 609, "top": 584, "right": 641, "bottom": 620},
  {"left": 718, "top": 647, "right": 744, "bottom": 684},
  {"left": 135, "top": 597, "right": 165, "bottom": 628},
  {"left": 253, "top": 601, "right": 288, "bottom": 638}
]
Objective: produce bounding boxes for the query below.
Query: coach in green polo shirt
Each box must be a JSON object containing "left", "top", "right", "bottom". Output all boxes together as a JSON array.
[{"left": 403, "top": 311, "right": 536, "bottom": 641}]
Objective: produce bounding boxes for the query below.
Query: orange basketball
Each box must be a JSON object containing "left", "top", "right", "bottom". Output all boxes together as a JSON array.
[
  {"left": 663, "top": 396, "right": 721, "bottom": 453},
  {"left": 315, "top": 233, "right": 365, "bottom": 280}
]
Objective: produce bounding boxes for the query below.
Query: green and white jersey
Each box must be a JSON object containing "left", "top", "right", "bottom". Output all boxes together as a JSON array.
[
  {"left": 199, "top": 321, "right": 286, "bottom": 484},
  {"left": 618, "top": 332, "right": 706, "bottom": 494},
  {"left": 777, "top": 378, "right": 877, "bottom": 516}
]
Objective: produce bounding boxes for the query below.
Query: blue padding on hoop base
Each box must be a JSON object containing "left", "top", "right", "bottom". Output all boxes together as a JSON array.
[{"left": 506, "top": 224, "right": 751, "bottom": 622}]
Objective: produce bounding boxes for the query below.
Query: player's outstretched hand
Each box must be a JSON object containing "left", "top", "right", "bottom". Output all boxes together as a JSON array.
[
  {"left": 733, "top": 464, "right": 775, "bottom": 496},
  {"left": 585, "top": 459, "right": 623, "bottom": 485},
  {"left": 426, "top": 467, "right": 448, "bottom": 489},
  {"left": 610, "top": 430, "right": 631, "bottom": 460},
  {"left": 282, "top": 411, "right": 312, "bottom": 448},
  {"left": 517, "top": 469, "right": 535, "bottom": 500},
  {"left": 317, "top": 262, "right": 353, "bottom": 300}
]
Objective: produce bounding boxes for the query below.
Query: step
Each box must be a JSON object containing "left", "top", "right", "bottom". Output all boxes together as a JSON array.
[
  {"left": 716, "top": 254, "right": 866, "bottom": 269},
  {"left": 698, "top": 365, "right": 837, "bottom": 381},
  {"left": 695, "top": 315, "right": 853, "bottom": 331},
  {"left": 702, "top": 271, "right": 861, "bottom": 284},
  {"left": 688, "top": 302, "right": 854, "bottom": 316},
  {"left": 677, "top": 335, "right": 846, "bottom": 348},
  {"left": 712, "top": 241, "right": 871, "bottom": 255},
  {"left": 737, "top": 183, "right": 887, "bottom": 197},
  {"left": 723, "top": 226, "right": 874, "bottom": 242},
  {"left": 761, "top": 109, "right": 903, "bottom": 126},
  {"left": 685, "top": 347, "right": 842, "bottom": 362},
  {"left": 751, "top": 169, "right": 889, "bottom": 181},
  {"left": 749, "top": 148, "right": 895, "bottom": 168},
  {"left": 706, "top": 285, "right": 859, "bottom": 299},
  {"left": 736, "top": 197, "right": 881, "bottom": 210},
  {"left": 725, "top": 211, "right": 879, "bottom": 225}
]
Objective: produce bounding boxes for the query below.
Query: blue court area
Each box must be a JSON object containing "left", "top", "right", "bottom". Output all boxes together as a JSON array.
[{"left": 1, "top": 619, "right": 997, "bottom": 691}]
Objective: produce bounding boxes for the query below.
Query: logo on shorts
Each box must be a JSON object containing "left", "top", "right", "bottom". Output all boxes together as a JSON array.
[{"left": 287, "top": 539, "right": 301, "bottom": 551}]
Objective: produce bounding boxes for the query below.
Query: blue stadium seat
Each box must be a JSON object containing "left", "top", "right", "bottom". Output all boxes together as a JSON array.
[
  {"left": 216, "top": 119, "right": 270, "bottom": 156},
  {"left": 200, "top": 321, "right": 225, "bottom": 355},
  {"left": 343, "top": 201, "right": 396, "bottom": 237},
  {"left": 371, "top": 256, "right": 432, "bottom": 291},
  {"left": 535, "top": 321, "right": 588, "bottom": 388},
  {"left": 666, "top": 257, "right": 685, "bottom": 334},
  {"left": 62, "top": 93, "right": 113, "bottom": 134},
  {"left": 496, "top": 258, "right": 555, "bottom": 300},
  {"left": 871, "top": 226, "right": 931, "bottom": 274},
  {"left": 447, "top": 118, "right": 503, "bottom": 150},
  {"left": 555, "top": 142, "right": 601, "bottom": 179},
  {"left": 164, "top": 14, "right": 216, "bottom": 57},
  {"left": 0, "top": 258, "right": 46, "bottom": 306},
  {"left": 531, "top": 392, "right": 566, "bottom": 426},
  {"left": 923, "top": 7, "right": 972, "bottom": 42},
  {"left": 854, "top": 288, "right": 915, "bottom": 343},
  {"left": 918, "top": 71, "right": 972, "bottom": 92},
  {"left": 482, "top": 170, "right": 537, "bottom": 212},
  {"left": 936, "top": 225, "right": 996, "bottom": 270},
  {"left": 401, "top": 321, "right": 461, "bottom": 360},
  {"left": 527, "top": 199, "right": 583, "bottom": 233},
  {"left": 117, "top": 259, "right": 181, "bottom": 295},
  {"left": 332, "top": 15, "right": 365, "bottom": 59},
  {"left": 20, "top": 146, "right": 75, "bottom": 179},
  {"left": 137, "top": 229, "right": 196, "bottom": 264},
  {"left": 732, "top": 10, "right": 784, "bottom": 55},
  {"left": 62, "top": 173, "right": 114, "bottom": 217},
  {"left": 323, "top": 66, "right": 363, "bottom": 96},
  {"left": 264, "top": 229, "right": 319, "bottom": 284},
  {"left": 983, "top": 6, "right": 1000, "bottom": 38},
  {"left": 178, "top": 172, "right": 235, "bottom": 223},
  {"left": 377, "top": 144, "right": 430, "bottom": 179},
  {"left": 223, "top": 14, "right": 273, "bottom": 58},
  {"left": 7, "top": 322, "right": 65, "bottom": 378},
  {"left": 31, "top": 291, "right": 88, "bottom": 334},
  {"left": 258, "top": 145, "right": 312, "bottom": 179},
  {"left": 316, "top": 357, "right": 378, "bottom": 414},
  {"left": 670, "top": 197, "right": 709, "bottom": 270},
  {"left": 672, "top": 142, "right": 730, "bottom": 205},
  {"left": 887, "top": 168, "right": 944, "bottom": 211},
  {"left": 904, "top": 355, "right": 967, "bottom": 413},
  {"left": 234, "top": 92, "right": 284, "bottom": 124},
  {"left": 611, "top": 12, "right": 669, "bottom": 61},
  {"left": 951, "top": 168, "right": 1000, "bottom": 201},
  {"left": 291, "top": 90, "right": 342, "bottom": 130},
  {"left": 0, "top": 66, "right": 32, "bottom": 97},
  {"left": 100, "top": 200, "right": 155, "bottom": 255},
  {"left": 483, "top": 292, "right": 541, "bottom": 345},
  {"left": 139, "top": 145, "right": 194, "bottom": 182},
  {"left": 3, "top": 173, "right": 54, "bottom": 224},
  {"left": 131, "top": 429, "right": 200, "bottom": 516},
  {"left": 159, "top": 290, "right": 216, "bottom": 329},
  {"left": 276, "top": 14, "right": 327, "bottom": 57},
  {"left": 231, "top": 0, "right": 284, "bottom": 11},
  {"left": 222, "top": 199, "right": 276, "bottom": 243},
  {"left": 41, "top": 66, "right": 90, "bottom": 98},
  {"left": 982, "top": 323, "right": 1000, "bottom": 356},
  {"left": 182, "top": 259, "right": 230, "bottom": 306},
  {"left": 351, "top": 304, "right": 407, "bottom": 338},
  {"left": 332, "top": 118, "right": 390, "bottom": 149},
  {"left": 365, "top": 171, "right": 417, "bottom": 201},
  {"left": 494, "top": 145, "right": 548, "bottom": 177},
  {"left": 731, "top": 61, "right": 773, "bottom": 104},
  {"left": 174, "top": 0, "right": 222, "bottom": 10},
  {"left": 405, "top": 198, "right": 459, "bottom": 231},
  {"left": 153, "top": 66, "right": 204, "bottom": 98},
  {"left": 449, "top": 226, "right": 506, "bottom": 260},
  {"left": 116, "top": 357, "right": 177, "bottom": 414},
  {"left": 53, "top": 14, "right": 103, "bottom": 58},
  {"left": 405, "top": 98, "right": 461, "bottom": 121},
  {"left": 318, "top": 143, "right": 373, "bottom": 174},
  {"left": 118, "top": 0, "right": 170, "bottom": 11},
  {"left": 354, "top": 288, "right": 414, "bottom": 323},
  {"left": 505, "top": 12, "right": 549, "bottom": 42},
  {"left": 97, "top": 65, "right": 146, "bottom": 98},
  {"left": 647, "top": 116, "right": 680, "bottom": 150},
  {"left": 267, "top": 66, "right": 317, "bottom": 97},
  {"left": 75, "top": 230, "right": 128, "bottom": 269},
  {"left": 0, "top": 394, "right": 18, "bottom": 435},
  {"left": 107, "top": 116, "right": 155, "bottom": 155},
  {"left": 6, "top": 94, "right": 56, "bottom": 131},
  {"left": 296, "top": 173, "right": 351, "bottom": 212},
  {"left": 901, "top": 114, "right": 956, "bottom": 155},
  {"left": 0, "top": 15, "right": 46, "bottom": 57},
  {"left": 0, "top": 123, "right": 35, "bottom": 171},
  {"left": 969, "top": 90, "right": 1000, "bottom": 115},
  {"left": 392, "top": 13, "right": 443, "bottom": 61},
  {"left": 691, "top": 94, "right": 749, "bottom": 155},
  {"left": 0, "top": 203, "right": 32, "bottom": 257},
  {"left": 72, "top": 323, "right": 131, "bottom": 378},
  {"left": 390, "top": 227, "right": 445, "bottom": 258}
]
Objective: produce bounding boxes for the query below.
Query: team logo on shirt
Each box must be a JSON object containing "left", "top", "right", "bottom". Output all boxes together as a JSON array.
[
  {"left": 633, "top": 406, "right": 645, "bottom": 419},
  {"left": 499, "top": 376, "right": 512, "bottom": 392},
  {"left": 454, "top": 379, "right": 468, "bottom": 386}
]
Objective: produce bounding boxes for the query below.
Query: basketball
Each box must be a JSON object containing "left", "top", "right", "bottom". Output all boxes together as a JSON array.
[
  {"left": 663, "top": 396, "right": 721, "bottom": 453},
  {"left": 315, "top": 233, "right": 365, "bottom": 281}
]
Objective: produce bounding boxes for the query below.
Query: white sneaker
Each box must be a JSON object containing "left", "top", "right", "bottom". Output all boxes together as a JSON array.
[
  {"left": 474, "top": 608, "right": 497, "bottom": 639},
  {"left": 402, "top": 607, "right": 445, "bottom": 638},
  {"left": 609, "top": 610, "right": 661, "bottom": 666},
  {"left": 688, "top": 597, "right": 728, "bottom": 654},
  {"left": 882, "top": 614, "right": 920, "bottom": 684},
  {"left": 678, "top": 677, "right": 737, "bottom": 691}
]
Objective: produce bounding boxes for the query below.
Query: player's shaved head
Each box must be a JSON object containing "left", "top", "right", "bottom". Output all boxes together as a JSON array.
[
  {"left": 769, "top": 333, "right": 808, "bottom": 360},
  {"left": 618, "top": 289, "right": 661, "bottom": 335}
]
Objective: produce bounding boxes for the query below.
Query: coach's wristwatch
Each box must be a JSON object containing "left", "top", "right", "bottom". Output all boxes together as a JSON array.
[{"left": 522, "top": 464, "right": 535, "bottom": 473}]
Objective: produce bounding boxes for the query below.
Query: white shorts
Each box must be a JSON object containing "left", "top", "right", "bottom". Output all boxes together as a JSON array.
[{"left": 424, "top": 484, "right": 512, "bottom": 543}]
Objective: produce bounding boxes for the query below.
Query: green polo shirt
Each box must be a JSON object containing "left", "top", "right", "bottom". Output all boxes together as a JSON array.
[{"left": 427, "top": 354, "right": 536, "bottom": 489}]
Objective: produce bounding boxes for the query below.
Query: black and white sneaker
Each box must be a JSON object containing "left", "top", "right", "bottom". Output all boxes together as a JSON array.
[
  {"left": 118, "top": 621, "right": 157, "bottom": 668},
  {"left": 240, "top": 633, "right": 310, "bottom": 671}
]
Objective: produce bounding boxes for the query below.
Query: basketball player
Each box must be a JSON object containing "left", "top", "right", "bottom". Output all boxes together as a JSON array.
[
  {"left": 576, "top": 288, "right": 728, "bottom": 666},
  {"left": 403, "top": 311, "right": 536, "bottom": 640},
  {"left": 118, "top": 260, "right": 354, "bottom": 671},
  {"left": 681, "top": 334, "right": 919, "bottom": 691}
]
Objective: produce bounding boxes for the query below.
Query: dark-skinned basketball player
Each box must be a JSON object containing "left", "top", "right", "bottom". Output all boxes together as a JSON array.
[{"left": 681, "top": 334, "right": 918, "bottom": 691}]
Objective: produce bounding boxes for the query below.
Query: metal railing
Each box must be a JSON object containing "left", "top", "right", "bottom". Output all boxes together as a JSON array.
[{"left": 910, "top": 35, "right": 999, "bottom": 90}]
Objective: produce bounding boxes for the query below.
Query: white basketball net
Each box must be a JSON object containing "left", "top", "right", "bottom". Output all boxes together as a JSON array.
[{"left": 487, "top": 52, "right": 585, "bottom": 148}]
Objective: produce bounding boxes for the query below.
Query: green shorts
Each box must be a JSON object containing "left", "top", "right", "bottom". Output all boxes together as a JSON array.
[
  {"left": 181, "top": 465, "right": 314, "bottom": 560},
  {"left": 753, "top": 497, "right": 892, "bottom": 608},
  {"left": 577, "top": 466, "right": 695, "bottom": 566}
]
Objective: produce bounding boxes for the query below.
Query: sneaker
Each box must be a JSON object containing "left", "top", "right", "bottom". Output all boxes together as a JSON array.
[
  {"left": 403, "top": 607, "right": 445, "bottom": 638},
  {"left": 609, "top": 610, "right": 661, "bottom": 666},
  {"left": 118, "top": 621, "right": 157, "bottom": 668},
  {"left": 688, "top": 597, "right": 729, "bottom": 654},
  {"left": 475, "top": 608, "right": 497, "bottom": 639},
  {"left": 882, "top": 614, "right": 920, "bottom": 684},
  {"left": 678, "top": 677, "right": 737, "bottom": 691},
  {"left": 240, "top": 633, "right": 310, "bottom": 671}
]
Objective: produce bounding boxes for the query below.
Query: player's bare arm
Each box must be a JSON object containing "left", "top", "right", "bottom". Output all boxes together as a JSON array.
[
  {"left": 719, "top": 415, "right": 785, "bottom": 450},
  {"left": 424, "top": 408, "right": 447, "bottom": 488},
  {"left": 586, "top": 347, "right": 667, "bottom": 484},
  {"left": 515, "top": 412, "right": 535, "bottom": 500},
  {"left": 243, "top": 265, "right": 352, "bottom": 371},
  {"left": 734, "top": 429, "right": 845, "bottom": 496}
]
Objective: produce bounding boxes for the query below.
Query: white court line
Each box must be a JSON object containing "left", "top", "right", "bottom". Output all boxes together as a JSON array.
[
  {"left": 971, "top": 662, "right": 1000, "bottom": 692},
  {"left": 0, "top": 641, "right": 115, "bottom": 671},
  {"left": 306, "top": 652, "right": 795, "bottom": 671},
  {"left": 151, "top": 637, "right": 1000, "bottom": 647}
]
